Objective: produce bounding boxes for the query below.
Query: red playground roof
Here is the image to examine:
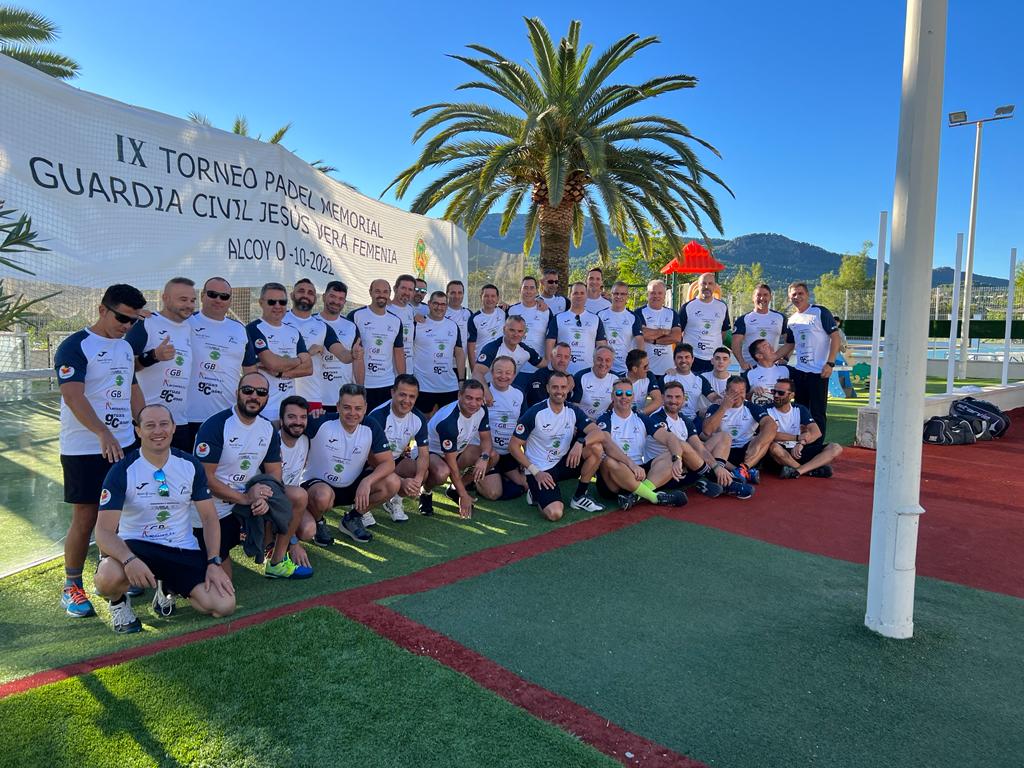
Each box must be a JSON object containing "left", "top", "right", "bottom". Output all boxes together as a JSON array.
[{"left": 660, "top": 240, "right": 725, "bottom": 274}]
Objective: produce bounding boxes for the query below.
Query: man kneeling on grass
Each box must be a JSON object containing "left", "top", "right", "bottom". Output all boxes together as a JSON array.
[
  {"left": 765, "top": 378, "right": 842, "bottom": 478},
  {"left": 593, "top": 379, "right": 688, "bottom": 509},
  {"left": 94, "top": 404, "right": 235, "bottom": 634},
  {"left": 303, "top": 383, "right": 400, "bottom": 545}
]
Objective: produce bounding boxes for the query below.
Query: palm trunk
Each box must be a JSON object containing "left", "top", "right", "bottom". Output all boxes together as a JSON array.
[{"left": 537, "top": 197, "right": 575, "bottom": 292}]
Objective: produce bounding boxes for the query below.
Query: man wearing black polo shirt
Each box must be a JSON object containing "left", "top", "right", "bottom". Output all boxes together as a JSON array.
[{"left": 93, "top": 404, "right": 235, "bottom": 633}]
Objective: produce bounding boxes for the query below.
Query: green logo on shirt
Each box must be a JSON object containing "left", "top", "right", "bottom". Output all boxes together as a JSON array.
[
  {"left": 552, "top": 439, "right": 561, "bottom": 449},
  {"left": 175, "top": 355, "right": 184, "bottom": 366},
  {"left": 156, "top": 509, "right": 170, "bottom": 522},
  {"left": 334, "top": 463, "right": 344, "bottom": 473},
  {"left": 376, "top": 337, "right": 384, "bottom": 346},
  {"left": 438, "top": 343, "right": 446, "bottom": 351},
  {"left": 240, "top": 459, "right": 251, "bottom": 470},
  {"left": 210, "top": 350, "right": 221, "bottom": 360},
  {"left": 115, "top": 374, "right": 124, "bottom": 386}
]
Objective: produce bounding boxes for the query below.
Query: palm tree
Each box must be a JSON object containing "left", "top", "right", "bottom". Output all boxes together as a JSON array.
[
  {"left": 384, "top": 17, "right": 731, "bottom": 286},
  {"left": 0, "top": 6, "right": 79, "bottom": 79},
  {"left": 187, "top": 112, "right": 338, "bottom": 176}
]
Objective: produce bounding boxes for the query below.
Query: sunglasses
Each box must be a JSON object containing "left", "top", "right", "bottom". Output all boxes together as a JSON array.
[
  {"left": 545, "top": 280, "right": 558, "bottom": 285},
  {"left": 103, "top": 304, "right": 140, "bottom": 325},
  {"left": 264, "top": 298, "right": 287, "bottom": 306},
  {"left": 415, "top": 288, "right": 428, "bottom": 294},
  {"left": 614, "top": 389, "right": 634, "bottom": 397},
  {"left": 153, "top": 468, "right": 170, "bottom": 497},
  {"left": 240, "top": 385, "right": 270, "bottom": 397},
  {"left": 205, "top": 290, "right": 231, "bottom": 301},
  {"left": 575, "top": 315, "right": 583, "bottom": 327},
  {"left": 770, "top": 389, "right": 791, "bottom": 396}
]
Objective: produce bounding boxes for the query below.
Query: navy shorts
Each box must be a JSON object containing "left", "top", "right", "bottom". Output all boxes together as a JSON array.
[
  {"left": 61, "top": 452, "right": 118, "bottom": 504},
  {"left": 193, "top": 515, "right": 243, "bottom": 561},
  {"left": 124, "top": 539, "right": 208, "bottom": 597},
  {"left": 302, "top": 467, "right": 374, "bottom": 508},
  {"left": 597, "top": 459, "right": 652, "bottom": 498},
  {"left": 525, "top": 454, "right": 581, "bottom": 510},
  {"left": 415, "top": 390, "right": 458, "bottom": 414}
]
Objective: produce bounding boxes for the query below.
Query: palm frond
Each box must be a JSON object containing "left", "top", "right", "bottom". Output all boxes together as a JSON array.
[
  {"left": 0, "top": 8, "right": 58, "bottom": 43},
  {"left": 1, "top": 45, "right": 78, "bottom": 78}
]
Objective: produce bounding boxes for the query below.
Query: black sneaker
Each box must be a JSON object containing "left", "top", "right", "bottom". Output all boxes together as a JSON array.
[
  {"left": 314, "top": 518, "right": 334, "bottom": 546},
  {"left": 807, "top": 465, "right": 834, "bottom": 478},
  {"left": 694, "top": 478, "right": 723, "bottom": 498},
  {"left": 444, "top": 484, "right": 460, "bottom": 503},
  {"left": 340, "top": 511, "right": 373, "bottom": 543},
  {"left": 656, "top": 490, "right": 687, "bottom": 507},
  {"left": 617, "top": 493, "right": 639, "bottom": 510},
  {"left": 419, "top": 494, "right": 434, "bottom": 516},
  {"left": 780, "top": 466, "right": 800, "bottom": 479}
]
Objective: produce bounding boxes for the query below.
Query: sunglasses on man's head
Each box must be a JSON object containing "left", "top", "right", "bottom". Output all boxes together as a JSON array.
[
  {"left": 205, "top": 290, "right": 231, "bottom": 301},
  {"left": 264, "top": 298, "right": 287, "bottom": 306},
  {"left": 770, "top": 389, "right": 791, "bottom": 396},
  {"left": 614, "top": 389, "right": 634, "bottom": 397},
  {"left": 103, "top": 304, "right": 140, "bottom": 325},
  {"left": 240, "top": 385, "right": 270, "bottom": 397},
  {"left": 153, "top": 468, "right": 170, "bottom": 497}
]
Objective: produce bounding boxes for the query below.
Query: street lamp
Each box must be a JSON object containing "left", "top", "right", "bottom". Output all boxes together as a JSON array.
[{"left": 948, "top": 105, "right": 1015, "bottom": 379}]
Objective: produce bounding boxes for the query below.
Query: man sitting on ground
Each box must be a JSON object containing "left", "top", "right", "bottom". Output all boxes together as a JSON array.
[
  {"left": 366, "top": 374, "right": 430, "bottom": 522},
  {"left": 423, "top": 379, "right": 494, "bottom": 519},
  {"left": 303, "top": 383, "right": 400, "bottom": 544},
  {"left": 509, "top": 371, "right": 607, "bottom": 521},
  {"left": 623, "top": 349, "right": 663, "bottom": 415},
  {"left": 701, "top": 376, "right": 776, "bottom": 488},
  {"left": 765, "top": 378, "right": 843, "bottom": 478},
  {"left": 473, "top": 356, "right": 528, "bottom": 502},
  {"left": 594, "top": 380, "right": 688, "bottom": 509},
  {"left": 195, "top": 373, "right": 313, "bottom": 579},
  {"left": 94, "top": 404, "right": 235, "bottom": 634}
]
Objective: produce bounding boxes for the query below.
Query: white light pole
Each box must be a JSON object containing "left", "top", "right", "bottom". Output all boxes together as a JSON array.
[
  {"left": 949, "top": 104, "right": 1015, "bottom": 379},
  {"left": 865, "top": 0, "right": 946, "bottom": 640}
]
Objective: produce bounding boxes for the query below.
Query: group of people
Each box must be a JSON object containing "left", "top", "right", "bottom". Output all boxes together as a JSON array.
[{"left": 54, "top": 267, "right": 842, "bottom": 634}]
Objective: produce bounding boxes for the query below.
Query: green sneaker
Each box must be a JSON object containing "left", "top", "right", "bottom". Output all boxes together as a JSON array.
[{"left": 264, "top": 554, "right": 298, "bottom": 579}]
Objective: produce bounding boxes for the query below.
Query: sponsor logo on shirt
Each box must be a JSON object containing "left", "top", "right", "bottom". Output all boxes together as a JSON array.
[
  {"left": 515, "top": 423, "right": 525, "bottom": 435},
  {"left": 58, "top": 365, "right": 75, "bottom": 379},
  {"left": 99, "top": 489, "right": 111, "bottom": 505},
  {"left": 196, "top": 442, "right": 211, "bottom": 457},
  {"left": 255, "top": 338, "right": 267, "bottom": 349},
  {"left": 442, "top": 439, "right": 453, "bottom": 450}
]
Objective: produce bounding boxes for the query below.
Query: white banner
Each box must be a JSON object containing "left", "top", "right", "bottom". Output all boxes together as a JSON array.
[{"left": 0, "top": 55, "right": 466, "bottom": 294}]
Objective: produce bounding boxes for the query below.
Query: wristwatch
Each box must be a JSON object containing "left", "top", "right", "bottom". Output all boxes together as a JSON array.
[
  {"left": 479, "top": 452, "right": 490, "bottom": 460},
  {"left": 207, "top": 556, "right": 223, "bottom": 566},
  {"left": 824, "top": 361, "right": 836, "bottom": 368}
]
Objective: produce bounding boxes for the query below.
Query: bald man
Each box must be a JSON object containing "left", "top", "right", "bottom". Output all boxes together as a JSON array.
[
  {"left": 678, "top": 272, "right": 731, "bottom": 375},
  {"left": 348, "top": 279, "right": 405, "bottom": 411}
]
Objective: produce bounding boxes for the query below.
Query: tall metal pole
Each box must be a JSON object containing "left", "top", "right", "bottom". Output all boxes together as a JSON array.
[
  {"left": 958, "top": 121, "right": 983, "bottom": 379},
  {"left": 1002, "top": 248, "right": 1018, "bottom": 385},
  {"left": 946, "top": 234, "right": 963, "bottom": 393},
  {"left": 865, "top": 0, "right": 946, "bottom": 640},
  {"left": 869, "top": 212, "right": 888, "bottom": 409}
]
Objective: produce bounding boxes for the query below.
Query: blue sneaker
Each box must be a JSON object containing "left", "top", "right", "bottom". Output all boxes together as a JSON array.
[
  {"left": 732, "top": 466, "right": 761, "bottom": 485},
  {"left": 292, "top": 561, "right": 314, "bottom": 579},
  {"left": 61, "top": 583, "right": 96, "bottom": 618},
  {"left": 726, "top": 481, "right": 754, "bottom": 500}
]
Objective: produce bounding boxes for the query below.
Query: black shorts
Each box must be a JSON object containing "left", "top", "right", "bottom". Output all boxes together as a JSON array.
[
  {"left": 124, "top": 539, "right": 207, "bottom": 597},
  {"left": 728, "top": 445, "right": 752, "bottom": 467},
  {"left": 61, "top": 452, "right": 119, "bottom": 504},
  {"left": 171, "top": 424, "right": 195, "bottom": 453},
  {"left": 364, "top": 386, "right": 393, "bottom": 412},
  {"left": 416, "top": 390, "right": 458, "bottom": 413},
  {"left": 302, "top": 467, "right": 374, "bottom": 508},
  {"left": 193, "top": 515, "right": 243, "bottom": 561},
  {"left": 322, "top": 405, "right": 338, "bottom": 414},
  {"left": 492, "top": 453, "right": 522, "bottom": 474},
  {"left": 596, "top": 459, "right": 652, "bottom": 499},
  {"left": 525, "top": 454, "right": 581, "bottom": 510},
  {"left": 764, "top": 441, "right": 828, "bottom": 469},
  {"left": 690, "top": 357, "right": 714, "bottom": 375}
]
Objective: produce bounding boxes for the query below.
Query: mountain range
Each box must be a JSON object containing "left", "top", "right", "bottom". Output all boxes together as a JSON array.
[{"left": 471, "top": 214, "right": 1008, "bottom": 287}]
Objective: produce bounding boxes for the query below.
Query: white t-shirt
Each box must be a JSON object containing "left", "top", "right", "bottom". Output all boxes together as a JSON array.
[
  {"left": 55, "top": 329, "right": 136, "bottom": 455},
  {"left": 366, "top": 401, "right": 430, "bottom": 460},
  {"left": 304, "top": 414, "right": 390, "bottom": 487},
  {"left": 596, "top": 410, "right": 659, "bottom": 464},
  {"left": 635, "top": 304, "right": 681, "bottom": 376},
  {"left": 514, "top": 400, "right": 591, "bottom": 470},
  {"left": 468, "top": 308, "right": 507, "bottom": 351},
  {"left": 734, "top": 309, "right": 788, "bottom": 366},
  {"left": 768, "top": 403, "right": 815, "bottom": 449},
  {"left": 284, "top": 311, "right": 338, "bottom": 404},
  {"left": 482, "top": 385, "right": 524, "bottom": 455},
  {"left": 412, "top": 316, "right": 463, "bottom": 393},
  {"left": 702, "top": 372, "right": 729, "bottom": 399},
  {"left": 317, "top": 313, "right": 358, "bottom": 404},
  {"left": 585, "top": 295, "right": 612, "bottom": 314},
  {"left": 540, "top": 294, "right": 567, "bottom": 315},
  {"left": 279, "top": 433, "right": 309, "bottom": 486},
  {"left": 679, "top": 298, "right": 731, "bottom": 361},
  {"left": 547, "top": 310, "right": 607, "bottom": 375},
  {"left": 571, "top": 367, "right": 617, "bottom": 420},
  {"left": 126, "top": 313, "right": 193, "bottom": 424},
  {"left": 195, "top": 408, "right": 281, "bottom": 519},
  {"left": 428, "top": 400, "right": 490, "bottom": 455},
  {"left": 389, "top": 302, "right": 417, "bottom": 367},
  {"left": 597, "top": 308, "right": 642, "bottom": 372},
  {"left": 245, "top": 319, "right": 308, "bottom": 416},
  {"left": 662, "top": 371, "right": 713, "bottom": 420},
  {"left": 785, "top": 305, "right": 838, "bottom": 374},
  {"left": 347, "top": 307, "right": 404, "bottom": 389},
  {"left": 705, "top": 402, "right": 768, "bottom": 448},
  {"left": 186, "top": 313, "right": 256, "bottom": 424},
  {"left": 445, "top": 306, "right": 474, "bottom": 363},
  {"left": 507, "top": 302, "right": 551, "bottom": 374},
  {"left": 645, "top": 407, "right": 698, "bottom": 460}
]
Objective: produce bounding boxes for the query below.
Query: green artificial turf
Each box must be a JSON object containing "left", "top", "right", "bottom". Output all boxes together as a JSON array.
[
  {"left": 0, "top": 489, "right": 578, "bottom": 684},
  {"left": 390, "top": 517, "right": 1024, "bottom": 768},
  {"left": 0, "top": 607, "right": 618, "bottom": 768}
]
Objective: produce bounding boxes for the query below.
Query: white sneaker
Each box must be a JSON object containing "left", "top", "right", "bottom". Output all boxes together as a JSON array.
[
  {"left": 110, "top": 596, "right": 142, "bottom": 634},
  {"left": 384, "top": 495, "right": 409, "bottom": 522},
  {"left": 361, "top": 511, "right": 377, "bottom": 527},
  {"left": 151, "top": 579, "right": 176, "bottom": 617},
  {"left": 526, "top": 489, "right": 534, "bottom": 506},
  {"left": 570, "top": 495, "right": 604, "bottom": 513}
]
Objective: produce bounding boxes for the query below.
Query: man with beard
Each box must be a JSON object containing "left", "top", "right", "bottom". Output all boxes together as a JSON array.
[
  {"left": 509, "top": 371, "right": 609, "bottom": 520},
  {"left": 623, "top": 349, "right": 663, "bottom": 416},
  {"left": 743, "top": 339, "right": 793, "bottom": 406},
  {"left": 423, "top": 380, "right": 494, "bottom": 519},
  {"left": 302, "top": 383, "right": 399, "bottom": 544},
  {"left": 467, "top": 284, "right": 507, "bottom": 364},
  {"left": 546, "top": 282, "right": 608, "bottom": 375},
  {"left": 56, "top": 283, "right": 146, "bottom": 620},
  {"left": 473, "top": 357, "right": 527, "bottom": 502},
  {"left": 94, "top": 403, "right": 235, "bottom": 633},
  {"left": 278, "top": 395, "right": 310, "bottom": 488},
  {"left": 508, "top": 276, "right": 553, "bottom": 375},
  {"left": 662, "top": 344, "right": 714, "bottom": 421},
  {"left": 348, "top": 279, "right": 405, "bottom": 411},
  {"left": 126, "top": 277, "right": 197, "bottom": 450},
  {"left": 194, "top": 373, "right": 313, "bottom": 579},
  {"left": 316, "top": 280, "right": 363, "bottom": 409},
  {"left": 247, "top": 283, "right": 313, "bottom": 418},
  {"left": 593, "top": 381, "right": 688, "bottom": 509},
  {"left": 366, "top": 374, "right": 430, "bottom": 523},
  {"left": 285, "top": 279, "right": 360, "bottom": 417},
  {"left": 765, "top": 377, "right": 843, "bottom": 478},
  {"left": 539, "top": 269, "right": 567, "bottom": 315},
  {"left": 412, "top": 291, "right": 465, "bottom": 415},
  {"left": 570, "top": 345, "right": 618, "bottom": 420},
  {"left": 389, "top": 274, "right": 418, "bottom": 372},
  {"left": 678, "top": 272, "right": 731, "bottom": 374},
  {"left": 186, "top": 277, "right": 257, "bottom": 449},
  {"left": 597, "top": 281, "right": 643, "bottom": 373},
  {"left": 732, "top": 283, "right": 788, "bottom": 371}
]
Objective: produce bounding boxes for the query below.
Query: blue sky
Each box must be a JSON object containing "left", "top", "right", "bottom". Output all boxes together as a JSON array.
[{"left": 28, "top": 1, "right": 1023, "bottom": 278}]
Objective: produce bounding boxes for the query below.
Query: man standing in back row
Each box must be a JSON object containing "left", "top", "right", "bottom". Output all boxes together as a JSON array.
[
  {"left": 349, "top": 279, "right": 405, "bottom": 411},
  {"left": 775, "top": 281, "right": 840, "bottom": 443},
  {"left": 635, "top": 278, "right": 681, "bottom": 377},
  {"left": 316, "top": 280, "right": 362, "bottom": 408},
  {"left": 246, "top": 282, "right": 312, "bottom": 418},
  {"left": 678, "top": 272, "right": 730, "bottom": 374}
]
